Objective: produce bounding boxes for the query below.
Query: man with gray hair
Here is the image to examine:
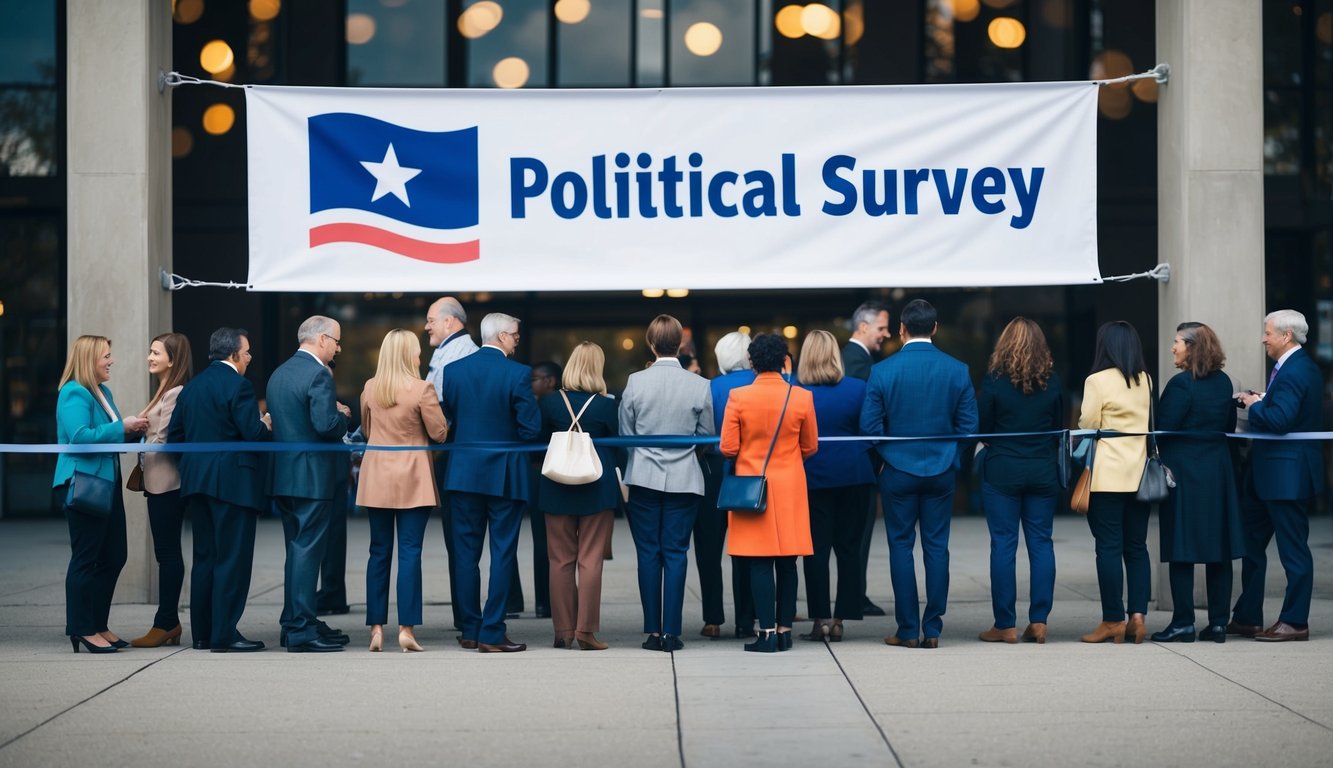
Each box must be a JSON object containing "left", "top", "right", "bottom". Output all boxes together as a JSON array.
[
  {"left": 1231, "top": 309, "right": 1324, "bottom": 642},
  {"left": 440, "top": 312, "right": 542, "bottom": 652},
  {"left": 266, "top": 315, "right": 352, "bottom": 652}
]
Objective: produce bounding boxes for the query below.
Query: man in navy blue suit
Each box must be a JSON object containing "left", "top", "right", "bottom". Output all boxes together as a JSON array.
[
  {"left": 168, "top": 328, "right": 272, "bottom": 652},
  {"left": 860, "top": 299, "right": 978, "bottom": 649},
  {"left": 1232, "top": 309, "right": 1324, "bottom": 642},
  {"left": 267, "top": 315, "right": 351, "bottom": 653},
  {"left": 441, "top": 312, "right": 542, "bottom": 653}
]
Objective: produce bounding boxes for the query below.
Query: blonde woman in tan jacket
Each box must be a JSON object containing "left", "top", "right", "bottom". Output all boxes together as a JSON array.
[
  {"left": 131, "top": 333, "right": 193, "bottom": 648},
  {"left": 358, "top": 329, "right": 448, "bottom": 652},
  {"left": 1078, "top": 321, "right": 1152, "bottom": 644}
]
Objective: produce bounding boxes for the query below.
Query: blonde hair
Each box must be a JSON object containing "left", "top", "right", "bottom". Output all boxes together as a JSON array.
[
  {"left": 371, "top": 329, "right": 422, "bottom": 409},
  {"left": 797, "top": 330, "right": 844, "bottom": 386},
  {"left": 563, "top": 342, "right": 608, "bottom": 395},
  {"left": 58, "top": 335, "right": 111, "bottom": 392}
]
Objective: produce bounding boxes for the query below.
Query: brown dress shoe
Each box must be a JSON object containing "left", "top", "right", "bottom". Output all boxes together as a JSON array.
[
  {"left": 978, "top": 626, "right": 1018, "bottom": 644},
  {"left": 1021, "top": 623, "right": 1047, "bottom": 644},
  {"left": 478, "top": 636, "right": 527, "bottom": 653},
  {"left": 1081, "top": 621, "right": 1126, "bottom": 644},
  {"left": 1254, "top": 621, "right": 1310, "bottom": 642},
  {"left": 920, "top": 637, "right": 940, "bottom": 649},
  {"left": 699, "top": 624, "right": 721, "bottom": 639},
  {"left": 884, "top": 635, "right": 920, "bottom": 648},
  {"left": 1226, "top": 621, "right": 1263, "bottom": 638},
  {"left": 456, "top": 636, "right": 479, "bottom": 650},
  {"left": 1126, "top": 613, "right": 1147, "bottom": 644},
  {"left": 130, "top": 624, "right": 182, "bottom": 648}
]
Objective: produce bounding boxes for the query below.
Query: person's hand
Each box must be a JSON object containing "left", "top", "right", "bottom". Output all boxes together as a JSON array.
[
  {"left": 1236, "top": 390, "right": 1263, "bottom": 408},
  {"left": 122, "top": 416, "right": 149, "bottom": 434},
  {"left": 336, "top": 402, "right": 352, "bottom": 417},
  {"left": 261, "top": 412, "right": 273, "bottom": 431}
]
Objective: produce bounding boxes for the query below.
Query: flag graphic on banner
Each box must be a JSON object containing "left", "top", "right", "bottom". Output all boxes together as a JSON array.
[{"left": 307, "top": 113, "right": 479, "bottom": 263}]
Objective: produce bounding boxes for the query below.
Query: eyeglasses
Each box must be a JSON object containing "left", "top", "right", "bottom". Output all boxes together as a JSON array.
[
  {"left": 322, "top": 333, "right": 341, "bottom": 346},
  {"left": 502, "top": 330, "right": 520, "bottom": 341}
]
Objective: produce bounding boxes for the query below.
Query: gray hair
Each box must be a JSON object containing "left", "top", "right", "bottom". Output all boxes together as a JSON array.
[
  {"left": 480, "top": 312, "right": 519, "bottom": 344},
  {"left": 297, "top": 315, "right": 337, "bottom": 345},
  {"left": 714, "top": 331, "right": 752, "bottom": 374},
  {"left": 432, "top": 297, "right": 467, "bottom": 324},
  {"left": 1265, "top": 309, "right": 1308, "bottom": 344},
  {"left": 850, "top": 301, "right": 888, "bottom": 333}
]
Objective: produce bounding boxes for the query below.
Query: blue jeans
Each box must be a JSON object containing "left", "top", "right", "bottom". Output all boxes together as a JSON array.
[
  {"left": 626, "top": 487, "right": 698, "bottom": 636},
  {"left": 880, "top": 466, "right": 954, "bottom": 640},
  {"left": 365, "top": 506, "right": 431, "bottom": 626},
  {"left": 981, "top": 483, "right": 1056, "bottom": 628}
]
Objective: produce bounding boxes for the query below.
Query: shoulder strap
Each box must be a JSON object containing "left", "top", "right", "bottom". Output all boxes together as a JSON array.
[
  {"left": 560, "top": 390, "right": 596, "bottom": 433},
  {"left": 758, "top": 382, "right": 794, "bottom": 477}
]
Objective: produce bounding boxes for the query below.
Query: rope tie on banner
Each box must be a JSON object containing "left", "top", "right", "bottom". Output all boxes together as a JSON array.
[{"left": 2, "top": 426, "right": 1327, "bottom": 456}]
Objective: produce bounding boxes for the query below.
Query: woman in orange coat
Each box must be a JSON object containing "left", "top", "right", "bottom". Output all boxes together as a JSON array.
[{"left": 721, "top": 333, "right": 818, "bottom": 653}]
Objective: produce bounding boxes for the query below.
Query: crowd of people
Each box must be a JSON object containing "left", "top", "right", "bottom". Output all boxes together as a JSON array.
[{"left": 53, "top": 298, "right": 1322, "bottom": 655}]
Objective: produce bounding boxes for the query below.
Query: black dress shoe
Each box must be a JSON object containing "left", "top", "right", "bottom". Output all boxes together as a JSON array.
[
  {"left": 920, "top": 637, "right": 939, "bottom": 649},
  {"left": 862, "top": 600, "right": 886, "bottom": 617},
  {"left": 192, "top": 639, "right": 209, "bottom": 650},
  {"left": 535, "top": 605, "right": 551, "bottom": 619},
  {"left": 211, "top": 638, "right": 265, "bottom": 653},
  {"left": 1198, "top": 624, "right": 1227, "bottom": 643},
  {"left": 315, "top": 606, "right": 350, "bottom": 617},
  {"left": 477, "top": 636, "right": 527, "bottom": 653},
  {"left": 660, "top": 634, "right": 683, "bottom": 652},
  {"left": 642, "top": 634, "right": 663, "bottom": 651},
  {"left": 1150, "top": 624, "right": 1197, "bottom": 643},
  {"left": 456, "top": 635, "right": 479, "bottom": 650},
  {"left": 734, "top": 626, "right": 756, "bottom": 640},
  {"left": 287, "top": 638, "right": 345, "bottom": 653}
]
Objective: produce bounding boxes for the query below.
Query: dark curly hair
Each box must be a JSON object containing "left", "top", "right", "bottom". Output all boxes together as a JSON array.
[{"left": 747, "top": 333, "right": 790, "bottom": 374}]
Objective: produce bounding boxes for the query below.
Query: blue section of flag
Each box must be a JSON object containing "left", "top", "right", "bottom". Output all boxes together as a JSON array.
[{"left": 308, "top": 113, "right": 478, "bottom": 230}]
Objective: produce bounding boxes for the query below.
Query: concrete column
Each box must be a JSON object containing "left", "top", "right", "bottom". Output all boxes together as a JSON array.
[
  {"left": 1156, "top": 0, "right": 1265, "bottom": 610},
  {"left": 67, "top": 1, "right": 173, "bottom": 603}
]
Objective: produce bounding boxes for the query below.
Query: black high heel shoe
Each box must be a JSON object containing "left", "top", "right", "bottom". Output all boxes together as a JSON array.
[
  {"left": 109, "top": 638, "right": 129, "bottom": 649},
  {"left": 744, "top": 629, "right": 779, "bottom": 653},
  {"left": 777, "top": 630, "right": 793, "bottom": 651},
  {"left": 70, "top": 635, "right": 118, "bottom": 654}
]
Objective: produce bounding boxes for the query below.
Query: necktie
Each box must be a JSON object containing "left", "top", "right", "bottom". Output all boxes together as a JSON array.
[{"left": 1267, "top": 365, "right": 1279, "bottom": 389}]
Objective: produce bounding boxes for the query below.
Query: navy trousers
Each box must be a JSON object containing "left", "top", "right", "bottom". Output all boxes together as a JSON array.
[
  {"left": 981, "top": 483, "right": 1056, "bottom": 628},
  {"left": 1233, "top": 495, "right": 1314, "bottom": 628},
  {"left": 63, "top": 486, "right": 127, "bottom": 637},
  {"left": 316, "top": 481, "right": 350, "bottom": 613},
  {"left": 451, "top": 491, "right": 523, "bottom": 645},
  {"left": 276, "top": 497, "right": 332, "bottom": 646},
  {"left": 748, "top": 555, "right": 798, "bottom": 629},
  {"left": 626, "top": 487, "right": 698, "bottom": 636},
  {"left": 435, "top": 455, "right": 463, "bottom": 629},
  {"left": 804, "top": 484, "right": 872, "bottom": 620},
  {"left": 880, "top": 466, "right": 954, "bottom": 641},
  {"left": 1086, "top": 492, "right": 1151, "bottom": 622},
  {"left": 190, "top": 496, "right": 258, "bottom": 647},
  {"left": 365, "top": 506, "right": 431, "bottom": 626},
  {"left": 145, "top": 490, "right": 186, "bottom": 630}
]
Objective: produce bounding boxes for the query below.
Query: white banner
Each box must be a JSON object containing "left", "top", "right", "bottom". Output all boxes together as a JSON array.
[{"left": 245, "top": 82, "right": 1100, "bottom": 292}]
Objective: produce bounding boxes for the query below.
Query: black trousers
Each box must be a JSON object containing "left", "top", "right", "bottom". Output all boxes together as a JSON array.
[
  {"left": 64, "top": 485, "right": 127, "bottom": 637},
  {"left": 746, "top": 555, "right": 798, "bottom": 630},
  {"left": 804, "top": 485, "right": 872, "bottom": 620},
  {"left": 696, "top": 453, "right": 753, "bottom": 628},
  {"left": 190, "top": 495, "right": 258, "bottom": 647},
  {"left": 1168, "top": 561, "right": 1232, "bottom": 627},
  {"left": 145, "top": 490, "right": 186, "bottom": 630},
  {"left": 316, "top": 479, "right": 349, "bottom": 613},
  {"left": 1086, "top": 492, "right": 1151, "bottom": 622}
]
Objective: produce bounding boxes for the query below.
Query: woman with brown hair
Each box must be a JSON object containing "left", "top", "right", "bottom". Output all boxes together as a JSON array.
[
  {"left": 1151, "top": 322, "right": 1245, "bottom": 643},
  {"left": 129, "top": 332, "right": 194, "bottom": 647},
  {"left": 977, "top": 318, "right": 1063, "bottom": 644},
  {"left": 357, "top": 328, "right": 449, "bottom": 652},
  {"left": 54, "top": 335, "right": 149, "bottom": 653}
]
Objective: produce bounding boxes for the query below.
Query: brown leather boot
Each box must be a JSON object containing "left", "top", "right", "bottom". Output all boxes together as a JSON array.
[
  {"left": 1021, "top": 623, "right": 1047, "bottom": 644},
  {"left": 978, "top": 626, "right": 1018, "bottom": 644},
  {"left": 1081, "top": 621, "right": 1126, "bottom": 644},
  {"left": 1126, "top": 613, "right": 1147, "bottom": 644},
  {"left": 130, "top": 624, "right": 182, "bottom": 648}
]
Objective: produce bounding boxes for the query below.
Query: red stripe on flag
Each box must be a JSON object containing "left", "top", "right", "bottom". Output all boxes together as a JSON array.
[{"left": 309, "top": 224, "right": 480, "bottom": 264}]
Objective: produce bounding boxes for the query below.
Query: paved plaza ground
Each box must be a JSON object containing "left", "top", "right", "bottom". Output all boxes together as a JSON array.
[{"left": 0, "top": 512, "right": 1331, "bottom": 767}]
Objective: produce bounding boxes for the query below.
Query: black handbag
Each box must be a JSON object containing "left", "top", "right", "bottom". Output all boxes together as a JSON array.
[
  {"left": 67, "top": 469, "right": 115, "bottom": 518},
  {"left": 1136, "top": 390, "right": 1176, "bottom": 504},
  {"left": 717, "top": 382, "right": 792, "bottom": 514}
]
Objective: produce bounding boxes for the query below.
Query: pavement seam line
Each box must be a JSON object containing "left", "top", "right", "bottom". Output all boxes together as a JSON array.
[
  {"left": 0, "top": 647, "right": 189, "bottom": 752},
  {"left": 824, "top": 639, "right": 907, "bottom": 768},
  {"left": 1154, "top": 643, "right": 1333, "bottom": 733},
  {"left": 670, "top": 649, "right": 687, "bottom": 768}
]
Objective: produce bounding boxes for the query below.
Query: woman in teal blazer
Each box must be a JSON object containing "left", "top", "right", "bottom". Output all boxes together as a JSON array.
[{"left": 54, "top": 335, "right": 147, "bottom": 653}]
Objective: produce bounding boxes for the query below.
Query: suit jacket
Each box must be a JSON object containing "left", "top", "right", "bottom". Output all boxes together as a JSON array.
[
  {"left": 841, "top": 341, "right": 873, "bottom": 381},
  {"left": 537, "top": 390, "right": 622, "bottom": 515},
  {"left": 802, "top": 376, "right": 874, "bottom": 489},
  {"left": 859, "top": 341, "right": 979, "bottom": 478},
  {"left": 619, "top": 357, "right": 714, "bottom": 495},
  {"left": 1078, "top": 368, "right": 1150, "bottom": 493},
  {"left": 168, "top": 361, "right": 272, "bottom": 511},
  {"left": 441, "top": 346, "right": 542, "bottom": 500},
  {"left": 53, "top": 381, "right": 124, "bottom": 487},
  {"left": 266, "top": 351, "right": 349, "bottom": 500},
  {"left": 357, "top": 377, "right": 448, "bottom": 509},
  {"left": 1248, "top": 347, "right": 1326, "bottom": 500},
  {"left": 141, "top": 384, "right": 182, "bottom": 494},
  {"left": 722, "top": 373, "right": 818, "bottom": 556},
  {"left": 977, "top": 371, "right": 1065, "bottom": 495}
]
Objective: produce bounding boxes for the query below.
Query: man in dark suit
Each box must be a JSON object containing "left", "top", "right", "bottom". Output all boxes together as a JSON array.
[
  {"left": 424, "top": 296, "right": 479, "bottom": 631},
  {"left": 1232, "top": 309, "right": 1324, "bottom": 642},
  {"left": 860, "top": 299, "right": 978, "bottom": 649},
  {"left": 266, "top": 315, "right": 351, "bottom": 653},
  {"left": 441, "top": 312, "right": 542, "bottom": 652},
  {"left": 524, "top": 360, "right": 561, "bottom": 619},
  {"left": 168, "top": 328, "right": 272, "bottom": 652},
  {"left": 843, "top": 301, "right": 890, "bottom": 618}
]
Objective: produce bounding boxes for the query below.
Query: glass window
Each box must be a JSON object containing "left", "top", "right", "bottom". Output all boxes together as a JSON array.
[
  {"left": 669, "top": 0, "right": 756, "bottom": 86},
  {"left": 637, "top": 0, "right": 667, "bottom": 86},
  {"left": 557, "top": 0, "right": 633, "bottom": 86},
  {"left": 347, "top": 0, "right": 446, "bottom": 86},
  {"left": 465, "top": 0, "right": 548, "bottom": 88},
  {"left": 0, "top": 1, "right": 57, "bottom": 176}
]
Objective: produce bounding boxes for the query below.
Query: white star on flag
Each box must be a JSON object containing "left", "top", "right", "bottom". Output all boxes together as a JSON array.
[{"left": 360, "top": 143, "right": 422, "bottom": 206}]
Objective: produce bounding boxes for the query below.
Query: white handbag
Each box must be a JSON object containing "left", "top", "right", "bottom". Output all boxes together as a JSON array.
[{"left": 540, "top": 391, "right": 603, "bottom": 485}]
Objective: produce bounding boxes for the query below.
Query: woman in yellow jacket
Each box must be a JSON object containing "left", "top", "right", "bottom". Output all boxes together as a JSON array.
[{"left": 1078, "top": 321, "right": 1152, "bottom": 644}]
